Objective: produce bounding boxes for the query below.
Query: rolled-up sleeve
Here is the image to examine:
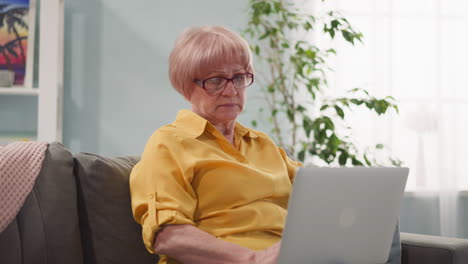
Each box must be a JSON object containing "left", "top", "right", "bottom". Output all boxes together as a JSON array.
[{"left": 130, "top": 132, "right": 197, "bottom": 254}]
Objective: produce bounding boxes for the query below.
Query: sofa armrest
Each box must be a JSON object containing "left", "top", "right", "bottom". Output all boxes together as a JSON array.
[{"left": 401, "top": 232, "right": 468, "bottom": 264}]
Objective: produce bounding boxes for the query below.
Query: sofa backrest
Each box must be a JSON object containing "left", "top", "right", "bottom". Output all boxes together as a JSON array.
[
  {"left": 74, "top": 152, "right": 157, "bottom": 264},
  {"left": 0, "top": 142, "right": 84, "bottom": 264}
]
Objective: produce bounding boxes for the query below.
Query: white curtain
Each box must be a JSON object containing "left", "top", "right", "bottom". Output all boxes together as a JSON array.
[
  {"left": 437, "top": 105, "right": 461, "bottom": 238},
  {"left": 406, "top": 105, "right": 460, "bottom": 238}
]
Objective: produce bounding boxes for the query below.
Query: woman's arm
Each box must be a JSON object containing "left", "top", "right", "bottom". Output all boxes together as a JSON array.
[{"left": 154, "top": 224, "right": 280, "bottom": 264}]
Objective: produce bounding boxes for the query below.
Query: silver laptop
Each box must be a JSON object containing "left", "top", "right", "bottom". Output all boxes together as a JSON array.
[{"left": 278, "top": 167, "right": 408, "bottom": 264}]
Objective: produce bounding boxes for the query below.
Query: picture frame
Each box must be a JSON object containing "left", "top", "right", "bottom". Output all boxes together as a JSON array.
[{"left": 0, "top": 0, "right": 36, "bottom": 88}]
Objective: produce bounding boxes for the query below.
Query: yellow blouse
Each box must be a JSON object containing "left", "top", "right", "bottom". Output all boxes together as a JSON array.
[{"left": 130, "top": 110, "right": 302, "bottom": 263}]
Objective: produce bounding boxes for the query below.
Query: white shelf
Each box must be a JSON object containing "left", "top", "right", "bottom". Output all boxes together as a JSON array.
[
  {"left": 0, "top": 87, "right": 39, "bottom": 96},
  {"left": 38, "top": 0, "right": 64, "bottom": 142},
  {"left": 0, "top": 0, "right": 64, "bottom": 143},
  {"left": 0, "top": 132, "right": 37, "bottom": 144}
]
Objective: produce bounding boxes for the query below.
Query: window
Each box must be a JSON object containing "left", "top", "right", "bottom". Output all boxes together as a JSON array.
[{"left": 312, "top": 0, "right": 468, "bottom": 190}]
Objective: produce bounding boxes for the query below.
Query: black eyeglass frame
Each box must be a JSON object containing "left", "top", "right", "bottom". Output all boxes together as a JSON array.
[{"left": 194, "top": 72, "right": 254, "bottom": 95}]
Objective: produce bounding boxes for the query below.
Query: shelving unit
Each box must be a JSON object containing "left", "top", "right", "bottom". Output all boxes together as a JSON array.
[
  {"left": 0, "top": 0, "right": 64, "bottom": 143},
  {"left": 0, "top": 87, "right": 39, "bottom": 96}
]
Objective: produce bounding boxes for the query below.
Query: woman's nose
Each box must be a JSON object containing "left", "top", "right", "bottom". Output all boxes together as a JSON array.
[{"left": 222, "top": 81, "right": 237, "bottom": 96}]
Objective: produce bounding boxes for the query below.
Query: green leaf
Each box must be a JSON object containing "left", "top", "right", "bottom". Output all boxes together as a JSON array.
[
  {"left": 251, "top": 120, "right": 258, "bottom": 128},
  {"left": 311, "top": 78, "right": 320, "bottom": 87},
  {"left": 334, "top": 105, "right": 345, "bottom": 119},
  {"left": 339, "top": 98, "right": 350, "bottom": 107},
  {"left": 391, "top": 158, "right": 403, "bottom": 167},
  {"left": 364, "top": 154, "right": 372, "bottom": 166},
  {"left": 272, "top": 109, "right": 278, "bottom": 117},
  {"left": 255, "top": 45, "right": 260, "bottom": 55},
  {"left": 303, "top": 116, "right": 313, "bottom": 138},
  {"left": 267, "top": 85, "right": 275, "bottom": 93},
  {"left": 338, "top": 151, "right": 348, "bottom": 165},
  {"left": 331, "top": 19, "right": 340, "bottom": 29},
  {"left": 286, "top": 108, "right": 294, "bottom": 122},
  {"left": 355, "top": 32, "right": 364, "bottom": 43},
  {"left": 298, "top": 149, "right": 306, "bottom": 162},
  {"left": 269, "top": 38, "right": 276, "bottom": 48},
  {"left": 310, "top": 91, "right": 316, "bottom": 99},
  {"left": 314, "top": 128, "right": 326, "bottom": 143},
  {"left": 320, "top": 105, "right": 329, "bottom": 111},
  {"left": 350, "top": 99, "right": 363, "bottom": 105},
  {"left": 296, "top": 105, "right": 306, "bottom": 112},
  {"left": 329, "top": 134, "right": 340, "bottom": 151},
  {"left": 323, "top": 116, "right": 335, "bottom": 130},
  {"left": 376, "top": 144, "right": 384, "bottom": 149},
  {"left": 352, "top": 157, "right": 363, "bottom": 166},
  {"left": 264, "top": 2, "right": 272, "bottom": 14},
  {"left": 259, "top": 31, "right": 270, "bottom": 40},
  {"left": 374, "top": 100, "right": 389, "bottom": 115},
  {"left": 361, "top": 89, "right": 370, "bottom": 96},
  {"left": 305, "top": 49, "right": 316, "bottom": 59},
  {"left": 342, "top": 30, "right": 354, "bottom": 44},
  {"left": 281, "top": 42, "right": 289, "bottom": 48},
  {"left": 273, "top": 1, "right": 282, "bottom": 12}
]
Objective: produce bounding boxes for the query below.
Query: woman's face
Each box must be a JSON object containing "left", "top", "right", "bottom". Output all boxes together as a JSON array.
[{"left": 188, "top": 64, "right": 248, "bottom": 125}]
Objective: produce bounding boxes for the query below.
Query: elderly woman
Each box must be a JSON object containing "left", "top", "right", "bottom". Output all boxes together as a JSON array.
[
  {"left": 130, "top": 25, "right": 301, "bottom": 264},
  {"left": 130, "top": 25, "right": 401, "bottom": 264}
]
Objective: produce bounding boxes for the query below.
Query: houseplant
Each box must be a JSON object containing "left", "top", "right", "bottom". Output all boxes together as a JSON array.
[{"left": 244, "top": 0, "right": 400, "bottom": 166}]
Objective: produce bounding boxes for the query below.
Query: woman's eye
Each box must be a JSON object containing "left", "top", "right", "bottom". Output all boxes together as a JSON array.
[
  {"left": 234, "top": 74, "right": 246, "bottom": 83},
  {"left": 206, "top": 78, "right": 224, "bottom": 85},
  {"left": 234, "top": 75, "right": 243, "bottom": 80}
]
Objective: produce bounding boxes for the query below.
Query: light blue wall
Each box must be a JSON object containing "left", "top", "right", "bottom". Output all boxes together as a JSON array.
[
  {"left": 0, "top": 96, "right": 37, "bottom": 133},
  {"left": 63, "top": 0, "right": 262, "bottom": 156}
]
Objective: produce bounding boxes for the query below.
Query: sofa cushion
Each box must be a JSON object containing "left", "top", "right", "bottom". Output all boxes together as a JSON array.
[
  {"left": 74, "top": 153, "right": 157, "bottom": 264},
  {"left": 0, "top": 142, "right": 83, "bottom": 264}
]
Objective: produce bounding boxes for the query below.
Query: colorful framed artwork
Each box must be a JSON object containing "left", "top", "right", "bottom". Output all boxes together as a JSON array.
[{"left": 0, "top": 0, "right": 36, "bottom": 88}]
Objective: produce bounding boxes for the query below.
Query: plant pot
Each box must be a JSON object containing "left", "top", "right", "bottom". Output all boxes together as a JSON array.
[{"left": 0, "top": 70, "right": 15, "bottom": 87}]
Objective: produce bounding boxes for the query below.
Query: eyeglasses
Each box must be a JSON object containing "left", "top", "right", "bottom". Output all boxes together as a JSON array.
[{"left": 194, "top": 73, "right": 254, "bottom": 95}]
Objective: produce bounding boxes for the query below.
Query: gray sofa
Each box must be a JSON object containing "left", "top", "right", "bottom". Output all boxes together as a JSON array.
[{"left": 1, "top": 142, "right": 467, "bottom": 264}]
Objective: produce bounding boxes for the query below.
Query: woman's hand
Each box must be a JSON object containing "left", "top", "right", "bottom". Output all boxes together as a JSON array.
[
  {"left": 154, "top": 224, "right": 282, "bottom": 264},
  {"left": 252, "top": 241, "right": 282, "bottom": 264}
]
